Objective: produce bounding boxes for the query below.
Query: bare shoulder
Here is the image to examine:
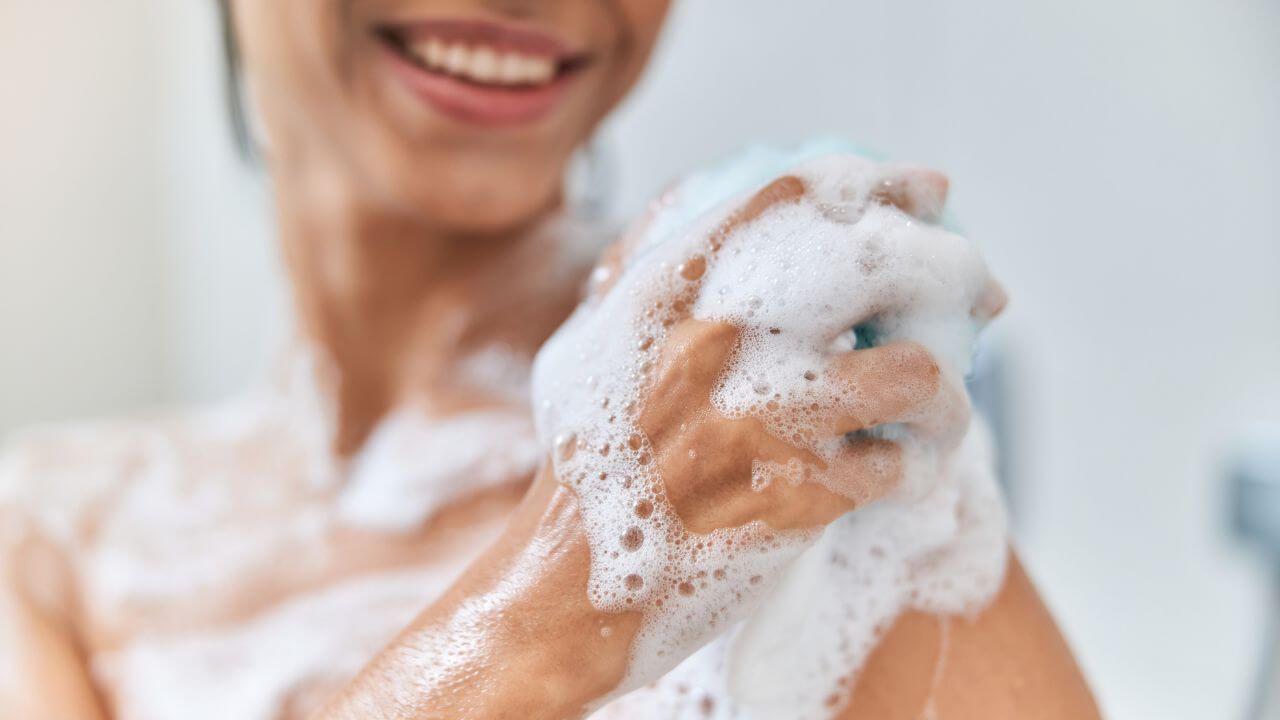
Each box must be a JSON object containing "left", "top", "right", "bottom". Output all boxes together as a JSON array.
[
  {"left": 0, "top": 419, "right": 162, "bottom": 720},
  {"left": 0, "top": 393, "right": 328, "bottom": 581},
  {"left": 840, "top": 553, "right": 1102, "bottom": 720},
  {"left": 1, "top": 415, "right": 174, "bottom": 542}
]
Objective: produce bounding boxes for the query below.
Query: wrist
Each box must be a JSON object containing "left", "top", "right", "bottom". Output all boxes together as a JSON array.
[
  {"left": 325, "top": 463, "right": 642, "bottom": 719},
  {"left": 470, "top": 467, "right": 644, "bottom": 715}
]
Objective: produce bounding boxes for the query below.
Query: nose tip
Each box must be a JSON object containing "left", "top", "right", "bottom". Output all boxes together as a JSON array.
[{"left": 870, "top": 167, "right": 950, "bottom": 222}]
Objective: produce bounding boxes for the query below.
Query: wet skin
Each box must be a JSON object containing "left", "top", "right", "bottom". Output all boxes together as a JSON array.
[
  {"left": 0, "top": 175, "right": 1098, "bottom": 720},
  {"left": 0, "top": 1, "right": 1098, "bottom": 718},
  {"left": 320, "top": 180, "right": 1099, "bottom": 719}
]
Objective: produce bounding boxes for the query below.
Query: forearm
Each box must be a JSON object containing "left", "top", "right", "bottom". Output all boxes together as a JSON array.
[{"left": 321, "top": 466, "right": 642, "bottom": 720}]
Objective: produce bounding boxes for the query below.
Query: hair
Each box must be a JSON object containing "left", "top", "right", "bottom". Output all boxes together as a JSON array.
[{"left": 215, "top": 0, "right": 257, "bottom": 161}]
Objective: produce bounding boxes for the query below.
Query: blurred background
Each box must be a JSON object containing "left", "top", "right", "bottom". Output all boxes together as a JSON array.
[{"left": 2, "top": 0, "right": 1277, "bottom": 717}]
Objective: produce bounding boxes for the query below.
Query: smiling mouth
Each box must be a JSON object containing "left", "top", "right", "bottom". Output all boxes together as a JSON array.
[
  {"left": 376, "top": 17, "right": 591, "bottom": 89},
  {"left": 374, "top": 19, "right": 592, "bottom": 125}
]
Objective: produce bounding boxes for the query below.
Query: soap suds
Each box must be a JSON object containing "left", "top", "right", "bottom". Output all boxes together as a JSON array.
[
  {"left": 93, "top": 565, "right": 476, "bottom": 720},
  {"left": 533, "top": 143, "right": 1009, "bottom": 717},
  {"left": 338, "top": 407, "right": 540, "bottom": 532},
  {"left": 0, "top": 342, "right": 541, "bottom": 718}
]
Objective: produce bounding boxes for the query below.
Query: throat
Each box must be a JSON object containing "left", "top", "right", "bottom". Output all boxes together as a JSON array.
[{"left": 277, "top": 203, "right": 597, "bottom": 457}]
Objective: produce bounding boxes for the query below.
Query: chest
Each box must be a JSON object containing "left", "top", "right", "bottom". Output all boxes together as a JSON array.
[
  {"left": 84, "top": 490, "right": 514, "bottom": 720},
  {"left": 92, "top": 564, "right": 472, "bottom": 719},
  {"left": 70, "top": 409, "right": 533, "bottom": 719},
  {"left": 73, "top": 405, "right": 538, "bottom": 633}
]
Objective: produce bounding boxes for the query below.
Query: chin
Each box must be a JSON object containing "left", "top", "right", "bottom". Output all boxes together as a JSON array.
[
  {"left": 432, "top": 195, "right": 557, "bottom": 236},
  {"left": 383, "top": 159, "right": 566, "bottom": 237}
]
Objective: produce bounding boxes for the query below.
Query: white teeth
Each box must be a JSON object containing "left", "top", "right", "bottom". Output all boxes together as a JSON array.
[
  {"left": 424, "top": 38, "right": 445, "bottom": 67},
  {"left": 471, "top": 47, "right": 500, "bottom": 82},
  {"left": 443, "top": 44, "right": 469, "bottom": 74},
  {"left": 524, "top": 56, "right": 555, "bottom": 83},
  {"left": 498, "top": 52, "right": 527, "bottom": 83},
  {"left": 406, "top": 38, "right": 560, "bottom": 86}
]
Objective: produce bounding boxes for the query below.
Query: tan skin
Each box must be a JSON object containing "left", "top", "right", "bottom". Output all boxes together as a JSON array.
[{"left": 0, "top": 1, "right": 1100, "bottom": 718}]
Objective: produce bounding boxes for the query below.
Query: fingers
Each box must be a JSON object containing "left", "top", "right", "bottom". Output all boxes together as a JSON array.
[
  {"left": 669, "top": 175, "right": 808, "bottom": 319},
  {"left": 824, "top": 436, "right": 905, "bottom": 509},
  {"left": 870, "top": 167, "right": 949, "bottom": 223},
  {"left": 973, "top": 278, "right": 1009, "bottom": 324},
  {"left": 867, "top": 165, "right": 1008, "bottom": 326},
  {"left": 588, "top": 175, "right": 808, "bottom": 311},
  {"left": 822, "top": 341, "right": 943, "bottom": 436},
  {"left": 708, "top": 175, "right": 808, "bottom": 250},
  {"left": 771, "top": 341, "right": 960, "bottom": 512},
  {"left": 752, "top": 437, "right": 905, "bottom": 527}
]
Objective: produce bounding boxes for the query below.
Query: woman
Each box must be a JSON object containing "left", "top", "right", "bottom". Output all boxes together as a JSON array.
[{"left": 0, "top": 1, "right": 1100, "bottom": 718}]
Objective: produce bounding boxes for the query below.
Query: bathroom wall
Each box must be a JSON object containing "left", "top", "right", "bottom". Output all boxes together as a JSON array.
[{"left": 0, "top": 0, "right": 164, "bottom": 436}]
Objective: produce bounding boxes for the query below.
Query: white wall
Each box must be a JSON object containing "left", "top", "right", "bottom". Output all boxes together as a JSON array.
[
  {"left": 0, "top": 0, "right": 164, "bottom": 436},
  {"left": 5, "top": 0, "right": 1278, "bottom": 717},
  {"left": 153, "top": 1, "right": 284, "bottom": 405}
]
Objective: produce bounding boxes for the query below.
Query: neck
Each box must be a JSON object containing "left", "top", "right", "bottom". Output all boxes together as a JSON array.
[{"left": 274, "top": 172, "right": 590, "bottom": 457}]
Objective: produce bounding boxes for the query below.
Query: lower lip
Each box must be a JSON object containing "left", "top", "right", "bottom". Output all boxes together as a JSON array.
[{"left": 381, "top": 44, "right": 576, "bottom": 127}]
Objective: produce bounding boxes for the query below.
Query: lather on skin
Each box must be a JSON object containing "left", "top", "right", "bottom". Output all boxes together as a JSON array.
[
  {"left": 321, "top": 176, "right": 1101, "bottom": 719},
  {"left": 0, "top": 1, "right": 1101, "bottom": 717}
]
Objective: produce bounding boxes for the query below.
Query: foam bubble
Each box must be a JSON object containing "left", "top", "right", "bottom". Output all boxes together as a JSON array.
[{"left": 532, "top": 142, "right": 1008, "bottom": 715}]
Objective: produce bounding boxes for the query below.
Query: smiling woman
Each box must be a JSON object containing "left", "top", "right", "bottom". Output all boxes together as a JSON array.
[
  {"left": 0, "top": 1, "right": 1099, "bottom": 719},
  {"left": 225, "top": 0, "right": 665, "bottom": 236}
]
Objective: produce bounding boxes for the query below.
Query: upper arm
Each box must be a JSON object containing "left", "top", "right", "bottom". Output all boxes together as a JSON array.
[
  {"left": 838, "top": 552, "right": 1101, "bottom": 720},
  {"left": 0, "top": 507, "right": 108, "bottom": 720}
]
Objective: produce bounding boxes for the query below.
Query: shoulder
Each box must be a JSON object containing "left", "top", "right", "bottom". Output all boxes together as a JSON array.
[
  {"left": 0, "top": 415, "right": 172, "bottom": 545},
  {"left": 0, "top": 395, "right": 300, "bottom": 548},
  {"left": 0, "top": 419, "right": 159, "bottom": 635}
]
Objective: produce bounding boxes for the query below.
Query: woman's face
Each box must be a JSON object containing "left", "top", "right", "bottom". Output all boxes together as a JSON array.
[{"left": 231, "top": 0, "right": 671, "bottom": 235}]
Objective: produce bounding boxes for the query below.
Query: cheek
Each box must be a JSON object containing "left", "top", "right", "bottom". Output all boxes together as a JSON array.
[
  {"left": 619, "top": 0, "right": 673, "bottom": 31},
  {"left": 596, "top": 0, "right": 672, "bottom": 107},
  {"left": 618, "top": 0, "right": 673, "bottom": 54},
  {"left": 235, "top": 0, "right": 352, "bottom": 139}
]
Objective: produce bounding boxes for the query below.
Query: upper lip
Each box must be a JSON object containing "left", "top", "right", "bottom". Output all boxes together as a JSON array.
[{"left": 376, "top": 18, "right": 591, "bottom": 69}]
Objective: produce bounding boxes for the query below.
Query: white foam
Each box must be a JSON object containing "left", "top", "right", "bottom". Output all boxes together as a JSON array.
[
  {"left": 93, "top": 565, "right": 477, "bottom": 720},
  {"left": 338, "top": 407, "right": 540, "bottom": 532},
  {"left": 532, "top": 144, "right": 1009, "bottom": 716},
  {"left": 0, "top": 342, "right": 537, "bottom": 718}
]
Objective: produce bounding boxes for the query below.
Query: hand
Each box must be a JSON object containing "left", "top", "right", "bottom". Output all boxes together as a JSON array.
[
  {"left": 636, "top": 316, "right": 936, "bottom": 534},
  {"left": 531, "top": 159, "right": 1004, "bottom": 653},
  {"left": 538, "top": 162, "right": 1002, "bottom": 529}
]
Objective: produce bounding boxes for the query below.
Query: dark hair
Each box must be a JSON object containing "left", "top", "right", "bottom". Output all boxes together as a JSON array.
[{"left": 216, "top": 0, "right": 256, "bottom": 161}]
